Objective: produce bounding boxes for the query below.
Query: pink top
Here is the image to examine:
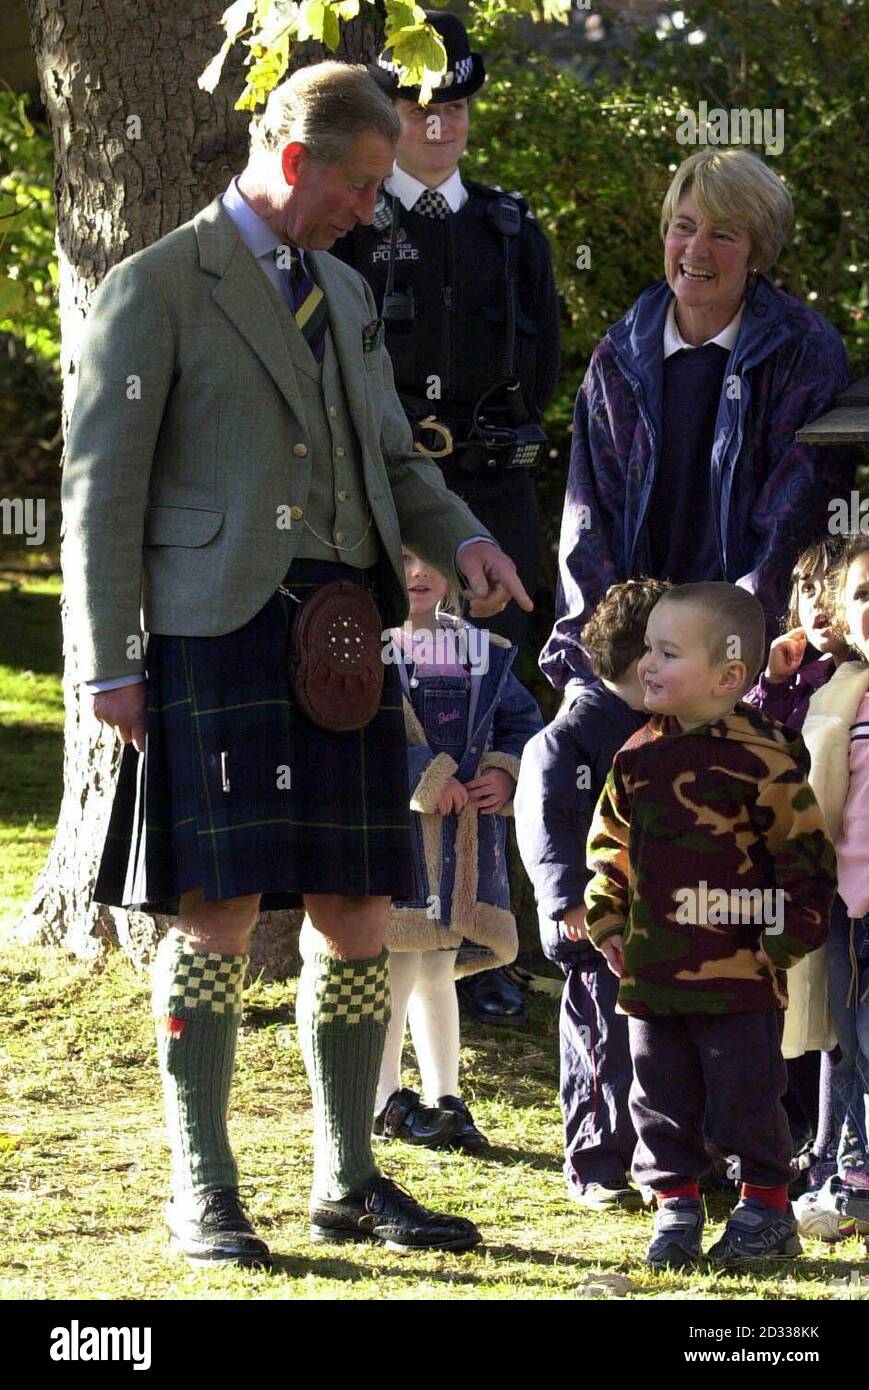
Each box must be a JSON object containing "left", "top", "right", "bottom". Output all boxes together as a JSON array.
[
  {"left": 835, "top": 692, "right": 869, "bottom": 920},
  {"left": 389, "top": 624, "right": 467, "bottom": 678}
]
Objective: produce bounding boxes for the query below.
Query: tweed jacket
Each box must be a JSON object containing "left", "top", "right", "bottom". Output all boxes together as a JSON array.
[{"left": 61, "top": 195, "right": 495, "bottom": 682}]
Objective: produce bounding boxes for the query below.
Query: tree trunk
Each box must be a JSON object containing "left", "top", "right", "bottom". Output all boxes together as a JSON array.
[{"left": 13, "top": 0, "right": 383, "bottom": 976}]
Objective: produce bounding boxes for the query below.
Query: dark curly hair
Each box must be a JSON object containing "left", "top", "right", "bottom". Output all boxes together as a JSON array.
[{"left": 583, "top": 577, "right": 672, "bottom": 681}]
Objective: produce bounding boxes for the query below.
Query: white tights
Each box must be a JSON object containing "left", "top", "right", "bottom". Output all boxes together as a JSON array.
[{"left": 375, "top": 950, "right": 461, "bottom": 1112}]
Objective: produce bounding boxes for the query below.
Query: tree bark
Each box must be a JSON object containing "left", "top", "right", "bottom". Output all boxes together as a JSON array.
[{"left": 14, "top": 0, "right": 383, "bottom": 975}]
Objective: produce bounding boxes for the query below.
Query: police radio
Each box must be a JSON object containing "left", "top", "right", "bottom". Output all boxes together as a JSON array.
[
  {"left": 382, "top": 196, "right": 415, "bottom": 323},
  {"left": 451, "top": 195, "right": 547, "bottom": 477}
]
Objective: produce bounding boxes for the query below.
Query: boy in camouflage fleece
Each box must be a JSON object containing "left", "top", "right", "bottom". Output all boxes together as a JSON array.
[{"left": 585, "top": 583, "right": 836, "bottom": 1269}]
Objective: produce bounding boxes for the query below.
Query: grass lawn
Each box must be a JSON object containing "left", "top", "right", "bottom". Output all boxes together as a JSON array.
[
  {"left": 0, "top": 572, "right": 63, "bottom": 927},
  {"left": 0, "top": 572, "right": 866, "bottom": 1300},
  {"left": 0, "top": 944, "right": 867, "bottom": 1301}
]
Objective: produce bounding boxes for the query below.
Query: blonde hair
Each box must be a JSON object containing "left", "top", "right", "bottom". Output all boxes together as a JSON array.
[
  {"left": 660, "top": 149, "right": 794, "bottom": 272},
  {"left": 250, "top": 61, "right": 400, "bottom": 165}
]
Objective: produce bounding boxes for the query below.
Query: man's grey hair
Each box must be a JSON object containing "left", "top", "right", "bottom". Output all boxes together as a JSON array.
[{"left": 250, "top": 60, "right": 400, "bottom": 165}]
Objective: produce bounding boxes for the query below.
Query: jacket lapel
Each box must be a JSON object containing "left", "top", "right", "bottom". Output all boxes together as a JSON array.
[{"left": 194, "top": 196, "right": 308, "bottom": 423}]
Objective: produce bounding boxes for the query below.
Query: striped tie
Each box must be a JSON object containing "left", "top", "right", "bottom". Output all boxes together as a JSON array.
[{"left": 276, "top": 248, "right": 327, "bottom": 362}]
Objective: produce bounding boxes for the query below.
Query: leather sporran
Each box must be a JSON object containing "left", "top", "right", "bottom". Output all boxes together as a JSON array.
[{"left": 287, "top": 580, "right": 384, "bottom": 732}]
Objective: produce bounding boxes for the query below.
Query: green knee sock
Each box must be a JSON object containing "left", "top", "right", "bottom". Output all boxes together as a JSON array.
[
  {"left": 151, "top": 930, "right": 248, "bottom": 1199},
  {"left": 296, "top": 945, "right": 391, "bottom": 1201}
]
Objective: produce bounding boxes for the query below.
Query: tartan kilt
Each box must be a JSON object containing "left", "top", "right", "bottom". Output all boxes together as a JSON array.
[{"left": 93, "top": 557, "right": 418, "bottom": 914}]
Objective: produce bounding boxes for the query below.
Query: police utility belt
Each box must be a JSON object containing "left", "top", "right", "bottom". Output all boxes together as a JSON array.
[{"left": 380, "top": 192, "right": 548, "bottom": 478}]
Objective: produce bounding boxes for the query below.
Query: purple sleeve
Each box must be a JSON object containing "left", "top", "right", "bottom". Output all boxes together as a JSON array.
[
  {"left": 743, "top": 659, "right": 837, "bottom": 733},
  {"left": 539, "top": 355, "right": 622, "bottom": 691},
  {"left": 735, "top": 321, "right": 853, "bottom": 628},
  {"left": 743, "top": 673, "right": 806, "bottom": 730}
]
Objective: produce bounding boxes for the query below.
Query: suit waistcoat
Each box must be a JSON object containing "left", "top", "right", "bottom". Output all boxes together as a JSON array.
[{"left": 272, "top": 275, "right": 380, "bottom": 568}]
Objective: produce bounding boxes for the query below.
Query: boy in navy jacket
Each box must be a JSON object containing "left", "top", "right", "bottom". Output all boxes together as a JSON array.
[{"left": 515, "top": 579, "right": 669, "bottom": 1207}]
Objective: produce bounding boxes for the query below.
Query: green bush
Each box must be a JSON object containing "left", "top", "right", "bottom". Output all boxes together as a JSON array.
[
  {"left": 0, "top": 92, "right": 61, "bottom": 543},
  {"left": 0, "top": 90, "right": 58, "bottom": 362},
  {"left": 460, "top": 3, "right": 868, "bottom": 628},
  {"left": 465, "top": 2, "right": 869, "bottom": 431}
]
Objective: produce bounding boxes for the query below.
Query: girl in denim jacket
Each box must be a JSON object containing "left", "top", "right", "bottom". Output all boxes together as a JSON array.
[{"left": 372, "top": 548, "right": 543, "bottom": 1153}]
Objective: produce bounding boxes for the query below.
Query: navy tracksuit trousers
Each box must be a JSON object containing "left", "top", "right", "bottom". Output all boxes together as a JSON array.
[{"left": 560, "top": 947, "right": 636, "bottom": 1191}]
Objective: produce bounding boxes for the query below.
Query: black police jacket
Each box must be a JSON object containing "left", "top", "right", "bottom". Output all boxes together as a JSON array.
[{"left": 333, "top": 179, "right": 560, "bottom": 434}]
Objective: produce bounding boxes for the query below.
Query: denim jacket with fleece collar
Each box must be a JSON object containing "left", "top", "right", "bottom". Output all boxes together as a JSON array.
[
  {"left": 541, "top": 274, "right": 854, "bottom": 691},
  {"left": 395, "top": 613, "right": 543, "bottom": 926}
]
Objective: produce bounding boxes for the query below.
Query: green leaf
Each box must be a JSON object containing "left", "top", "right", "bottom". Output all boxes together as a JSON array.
[
  {"left": 334, "top": 0, "right": 359, "bottom": 16},
  {"left": 384, "top": 2, "right": 427, "bottom": 43},
  {"left": 298, "top": 0, "right": 326, "bottom": 42},
  {"left": 540, "top": 0, "right": 571, "bottom": 23},
  {"left": 387, "top": 23, "right": 448, "bottom": 100},
  {"left": 322, "top": 3, "right": 340, "bottom": 50},
  {"left": 198, "top": 38, "right": 232, "bottom": 94},
  {"left": 0, "top": 277, "right": 27, "bottom": 317},
  {"left": 223, "top": 0, "right": 255, "bottom": 42}
]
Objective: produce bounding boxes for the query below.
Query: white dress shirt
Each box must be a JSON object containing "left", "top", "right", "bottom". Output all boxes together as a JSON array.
[
  {"left": 384, "top": 163, "right": 468, "bottom": 214},
  {"left": 663, "top": 300, "right": 744, "bottom": 359}
]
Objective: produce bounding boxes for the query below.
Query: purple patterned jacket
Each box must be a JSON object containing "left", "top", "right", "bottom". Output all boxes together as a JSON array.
[{"left": 541, "top": 275, "right": 854, "bottom": 690}]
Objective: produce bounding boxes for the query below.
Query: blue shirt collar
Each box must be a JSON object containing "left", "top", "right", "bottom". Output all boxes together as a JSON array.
[{"left": 221, "top": 175, "right": 307, "bottom": 271}]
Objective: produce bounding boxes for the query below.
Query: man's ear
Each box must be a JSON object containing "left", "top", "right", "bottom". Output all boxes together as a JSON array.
[{"left": 280, "top": 141, "right": 307, "bottom": 187}]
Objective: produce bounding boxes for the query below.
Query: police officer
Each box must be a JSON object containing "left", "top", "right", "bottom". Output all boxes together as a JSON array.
[
  {"left": 334, "top": 10, "right": 560, "bottom": 653},
  {"left": 336, "top": 14, "right": 559, "bottom": 1024}
]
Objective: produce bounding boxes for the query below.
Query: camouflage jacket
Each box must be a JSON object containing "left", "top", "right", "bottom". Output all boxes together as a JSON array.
[{"left": 584, "top": 704, "right": 836, "bottom": 1018}]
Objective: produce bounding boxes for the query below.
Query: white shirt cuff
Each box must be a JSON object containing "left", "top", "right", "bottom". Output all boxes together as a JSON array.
[
  {"left": 87, "top": 675, "right": 146, "bottom": 693},
  {"left": 455, "top": 536, "right": 498, "bottom": 576}
]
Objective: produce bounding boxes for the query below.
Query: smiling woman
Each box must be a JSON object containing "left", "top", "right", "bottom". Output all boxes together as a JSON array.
[{"left": 541, "top": 147, "right": 856, "bottom": 697}]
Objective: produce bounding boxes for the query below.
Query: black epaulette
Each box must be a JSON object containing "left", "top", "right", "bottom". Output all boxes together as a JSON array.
[
  {"left": 371, "top": 187, "right": 394, "bottom": 233},
  {"left": 466, "top": 178, "right": 538, "bottom": 224}
]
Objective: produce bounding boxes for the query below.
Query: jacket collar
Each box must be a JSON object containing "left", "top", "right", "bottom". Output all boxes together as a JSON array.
[
  {"left": 608, "top": 273, "right": 790, "bottom": 378},
  {"left": 194, "top": 196, "right": 305, "bottom": 420},
  {"left": 193, "top": 196, "right": 370, "bottom": 440}
]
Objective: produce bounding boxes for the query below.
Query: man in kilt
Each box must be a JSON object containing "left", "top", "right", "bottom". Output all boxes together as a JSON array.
[{"left": 62, "top": 61, "right": 531, "bottom": 1267}]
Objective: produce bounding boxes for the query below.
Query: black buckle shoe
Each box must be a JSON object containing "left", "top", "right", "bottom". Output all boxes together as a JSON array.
[
  {"left": 310, "top": 1173, "right": 482, "bottom": 1252},
  {"left": 373, "top": 1087, "right": 462, "bottom": 1148},
  {"left": 436, "top": 1094, "right": 491, "bottom": 1155},
  {"left": 456, "top": 966, "right": 527, "bottom": 1025},
  {"left": 165, "top": 1188, "right": 272, "bottom": 1269}
]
